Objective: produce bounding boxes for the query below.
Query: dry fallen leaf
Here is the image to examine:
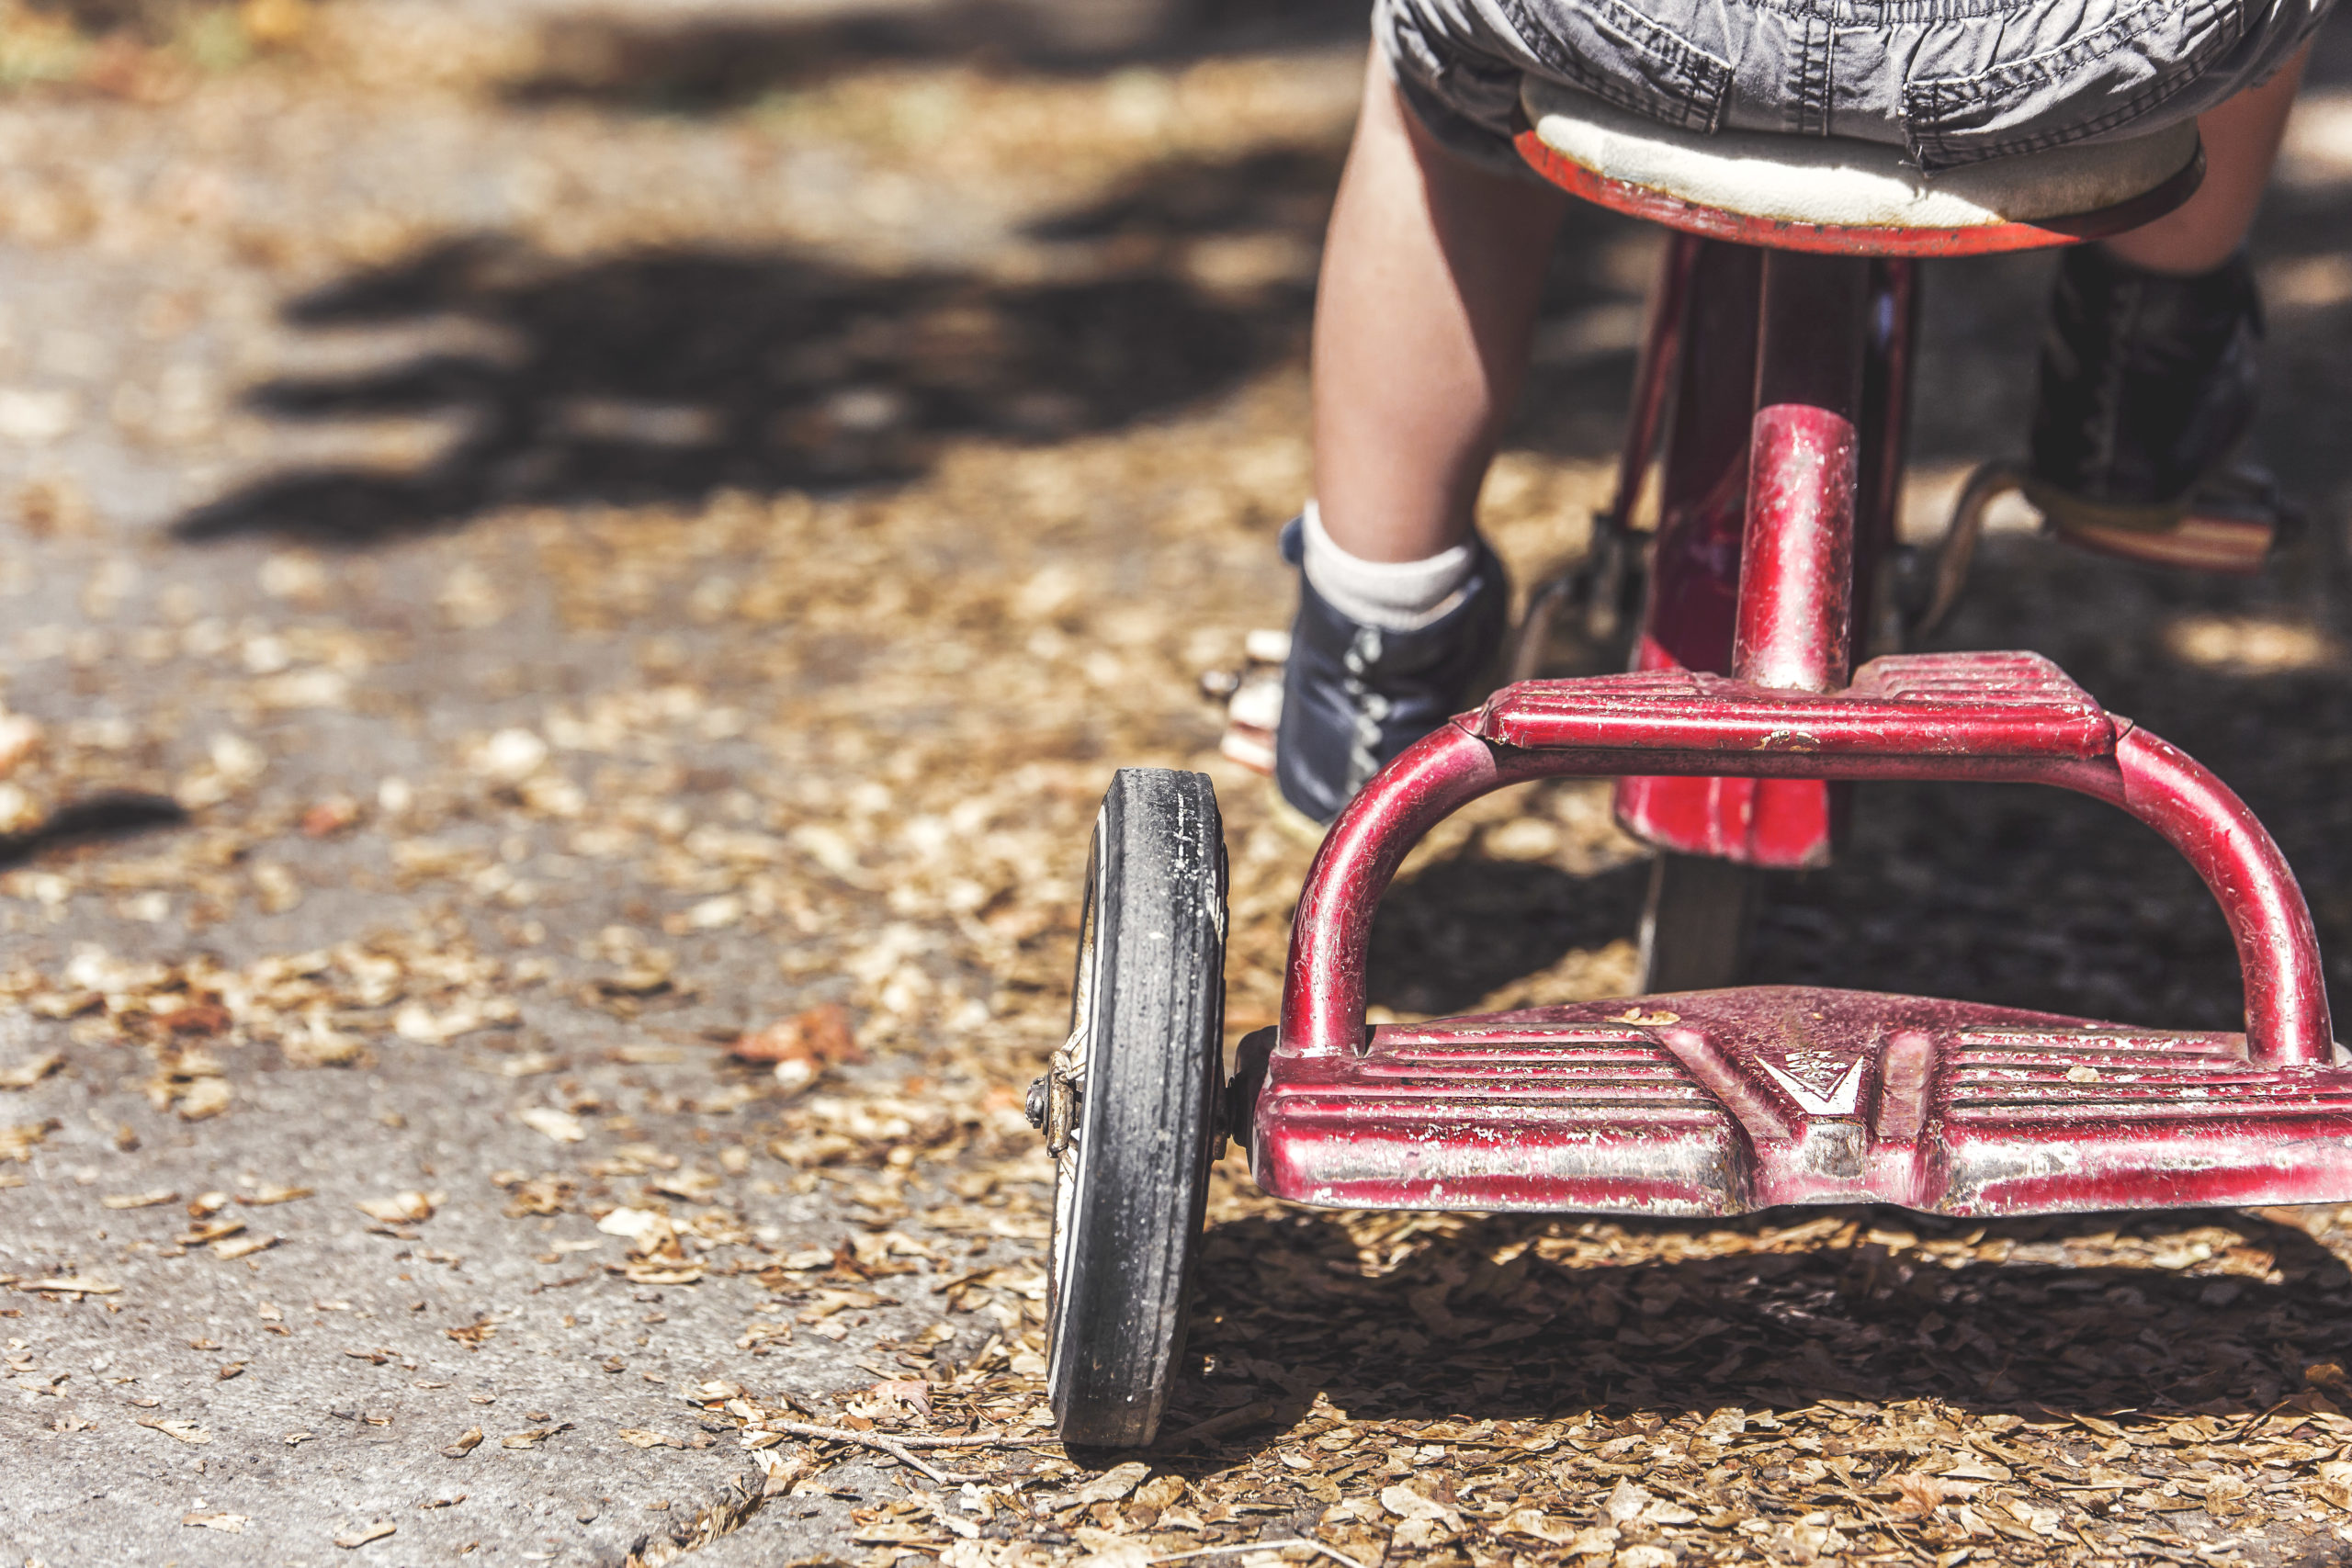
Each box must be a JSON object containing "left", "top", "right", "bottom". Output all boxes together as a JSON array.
[
  {"left": 16, "top": 1276, "right": 120, "bottom": 1295},
  {"left": 241, "top": 1183, "right": 314, "bottom": 1206},
  {"left": 441, "top": 1426, "right": 484, "bottom": 1458},
  {"left": 2310, "top": 1461, "right": 2352, "bottom": 1512},
  {"left": 1941, "top": 1456, "right": 2013, "bottom": 1483},
  {"left": 1380, "top": 1483, "right": 1465, "bottom": 1530},
  {"left": 1069, "top": 1464, "right": 1154, "bottom": 1507},
  {"left": 0, "top": 1053, "right": 61, "bottom": 1089},
  {"left": 617, "top": 1427, "right": 684, "bottom": 1449},
  {"left": 334, "top": 1519, "right": 396, "bottom": 1549},
  {"left": 214, "top": 1234, "right": 279, "bottom": 1259},
  {"left": 444, "top": 1317, "right": 497, "bottom": 1348},
  {"left": 182, "top": 1511, "right": 249, "bottom": 1532},
  {"left": 0, "top": 708, "right": 42, "bottom": 776},
  {"left": 1604, "top": 1477, "right": 1653, "bottom": 1524},
  {"left": 1498, "top": 1507, "right": 1580, "bottom": 1544},
  {"left": 0, "top": 1121, "right": 58, "bottom": 1161},
  {"left": 623, "top": 1260, "right": 703, "bottom": 1285},
  {"left": 140, "top": 1417, "right": 212, "bottom": 1445},
  {"left": 866, "top": 1377, "right": 933, "bottom": 1417},
  {"left": 300, "top": 795, "right": 361, "bottom": 836},
  {"left": 1698, "top": 1405, "right": 1747, "bottom": 1440},
  {"left": 751, "top": 1445, "right": 818, "bottom": 1495},
  {"left": 498, "top": 1050, "right": 563, "bottom": 1078},
  {"left": 355, "top": 1190, "right": 436, "bottom": 1224},
  {"left": 595, "top": 1206, "right": 675, "bottom": 1250},
  {"left": 100, "top": 1190, "right": 179, "bottom": 1210},
  {"left": 502, "top": 1426, "right": 569, "bottom": 1449},
  {"left": 649, "top": 1167, "right": 722, "bottom": 1202},
  {"left": 177, "top": 1078, "right": 232, "bottom": 1121},
  {"left": 1890, "top": 1472, "right": 1977, "bottom": 1517},
  {"left": 731, "top": 1002, "right": 863, "bottom": 1093},
  {"left": 519, "top": 1106, "right": 586, "bottom": 1144}
]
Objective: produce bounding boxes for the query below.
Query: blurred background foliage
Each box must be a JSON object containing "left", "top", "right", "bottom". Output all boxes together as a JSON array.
[
  {"left": 0, "top": 0, "right": 1370, "bottom": 107},
  {"left": 0, "top": 0, "right": 307, "bottom": 94}
]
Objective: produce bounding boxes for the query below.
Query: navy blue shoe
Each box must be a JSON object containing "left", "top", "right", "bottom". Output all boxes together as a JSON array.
[
  {"left": 1272, "top": 517, "right": 1509, "bottom": 826},
  {"left": 2027, "top": 244, "right": 2263, "bottom": 527}
]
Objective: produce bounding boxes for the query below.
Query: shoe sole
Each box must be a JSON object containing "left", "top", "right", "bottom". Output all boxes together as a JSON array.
[{"left": 2023, "top": 476, "right": 2275, "bottom": 574}]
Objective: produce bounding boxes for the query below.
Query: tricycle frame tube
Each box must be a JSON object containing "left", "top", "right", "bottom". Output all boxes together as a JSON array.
[
  {"left": 1639, "top": 240, "right": 1762, "bottom": 677},
  {"left": 1735, "top": 405, "right": 1858, "bottom": 692},
  {"left": 1733, "top": 251, "right": 1869, "bottom": 692},
  {"left": 1605, "top": 231, "right": 1703, "bottom": 537},
  {"left": 1850, "top": 258, "right": 1918, "bottom": 657},
  {"left": 1279, "top": 719, "right": 2332, "bottom": 1066}
]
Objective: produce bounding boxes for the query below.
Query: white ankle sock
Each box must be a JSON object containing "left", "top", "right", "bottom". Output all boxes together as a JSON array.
[{"left": 1298, "top": 502, "right": 1477, "bottom": 632}]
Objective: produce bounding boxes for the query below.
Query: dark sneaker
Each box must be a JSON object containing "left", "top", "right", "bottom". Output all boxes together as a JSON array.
[
  {"left": 2026, "top": 243, "right": 2263, "bottom": 531},
  {"left": 1272, "top": 516, "right": 1508, "bottom": 827}
]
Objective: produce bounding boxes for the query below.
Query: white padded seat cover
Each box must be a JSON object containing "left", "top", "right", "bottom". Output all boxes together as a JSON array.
[{"left": 1521, "top": 80, "right": 2198, "bottom": 231}]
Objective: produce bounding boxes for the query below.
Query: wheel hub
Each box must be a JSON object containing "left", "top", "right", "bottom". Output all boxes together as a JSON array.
[{"left": 1024, "top": 1041, "right": 1084, "bottom": 1156}]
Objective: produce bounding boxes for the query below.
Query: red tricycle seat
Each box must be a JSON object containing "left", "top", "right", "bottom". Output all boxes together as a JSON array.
[{"left": 1515, "top": 80, "right": 2203, "bottom": 256}]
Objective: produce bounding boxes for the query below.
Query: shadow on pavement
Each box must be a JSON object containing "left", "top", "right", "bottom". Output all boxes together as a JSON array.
[
  {"left": 1173, "top": 1205, "right": 2352, "bottom": 1438},
  {"left": 509, "top": 0, "right": 1374, "bottom": 112},
  {"left": 171, "top": 138, "right": 1656, "bottom": 545},
  {"left": 175, "top": 233, "right": 1294, "bottom": 543},
  {"left": 1366, "top": 860, "right": 1647, "bottom": 1017},
  {"left": 0, "top": 790, "right": 187, "bottom": 870}
]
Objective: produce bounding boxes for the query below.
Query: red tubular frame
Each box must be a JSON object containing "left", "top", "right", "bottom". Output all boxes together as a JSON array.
[
  {"left": 1246, "top": 111, "right": 2340, "bottom": 1220},
  {"left": 1613, "top": 244, "right": 1918, "bottom": 865},
  {"left": 1600, "top": 231, "right": 1702, "bottom": 537},
  {"left": 1735, "top": 252, "right": 1867, "bottom": 693},
  {"left": 1277, "top": 716, "right": 2334, "bottom": 1067},
  {"left": 1736, "top": 405, "right": 1858, "bottom": 691},
  {"left": 1633, "top": 241, "right": 1759, "bottom": 680}
]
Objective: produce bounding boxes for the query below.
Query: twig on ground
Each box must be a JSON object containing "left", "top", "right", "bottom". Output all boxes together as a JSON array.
[
  {"left": 1148, "top": 1538, "right": 1366, "bottom": 1568},
  {"left": 1155, "top": 1401, "right": 1277, "bottom": 1449},
  {"left": 765, "top": 1420, "right": 1046, "bottom": 1450},
  {"left": 763, "top": 1420, "right": 996, "bottom": 1484}
]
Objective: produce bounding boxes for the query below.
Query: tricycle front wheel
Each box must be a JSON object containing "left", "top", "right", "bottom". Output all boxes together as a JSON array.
[{"left": 1041, "top": 768, "right": 1227, "bottom": 1450}]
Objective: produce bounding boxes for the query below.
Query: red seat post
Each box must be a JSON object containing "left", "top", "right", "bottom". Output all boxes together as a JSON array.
[{"left": 1735, "top": 252, "right": 1871, "bottom": 694}]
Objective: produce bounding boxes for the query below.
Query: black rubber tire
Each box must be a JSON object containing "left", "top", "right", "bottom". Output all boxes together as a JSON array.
[
  {"left": 1637, "top": 852, "right": 1758, "bottom": 993},
  {"left": 1046, "top": 768, "right": 1227, "bottom": 1450}
]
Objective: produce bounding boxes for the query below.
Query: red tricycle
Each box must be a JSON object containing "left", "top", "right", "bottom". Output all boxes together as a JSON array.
[{"left": 1027, "top": 83, "right": 2345, "bottom": 1450}]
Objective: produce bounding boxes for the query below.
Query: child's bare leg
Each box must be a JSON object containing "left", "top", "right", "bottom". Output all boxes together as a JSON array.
[
  {"left": 1311, "top": 57, "right": 1569, "bottom": 564},
  {"left": 1272, "top": 61, "right": 1563, "bottom": 823},
  {"left": 2104, "top": 47, "right": 2310, "bottom": 276}
]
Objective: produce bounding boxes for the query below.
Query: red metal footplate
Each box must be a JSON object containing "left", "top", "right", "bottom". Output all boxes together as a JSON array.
[
  {"left": 1249, "top": 987, "right": 2352, "bottom": 1217},
  {"left": 1252, "top": 649, "right": 2346, "bottom": 1219}
]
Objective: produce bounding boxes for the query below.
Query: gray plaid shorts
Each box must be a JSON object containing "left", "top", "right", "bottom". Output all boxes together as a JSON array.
[{"left": 1379, "top": 0, "right": 2333, "bottom": 173}]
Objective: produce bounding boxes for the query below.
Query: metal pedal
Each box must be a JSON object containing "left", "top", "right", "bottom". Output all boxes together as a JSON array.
[{"left": 1906, "top": 459, "right": 2296, "bottom": 644}]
